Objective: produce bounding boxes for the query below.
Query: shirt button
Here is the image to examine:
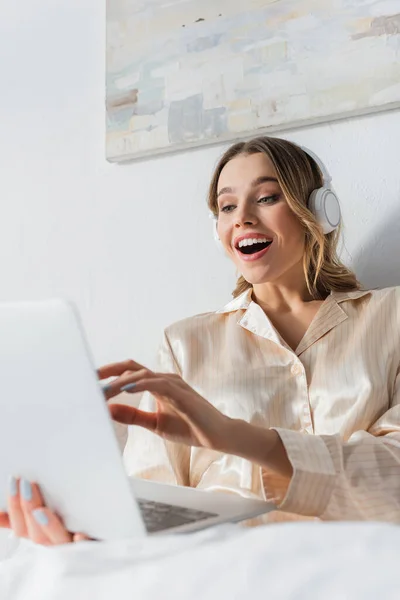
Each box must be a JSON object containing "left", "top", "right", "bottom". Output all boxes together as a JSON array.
[{"left": 291, "top": 363, "right": 303, "bottom": 376}]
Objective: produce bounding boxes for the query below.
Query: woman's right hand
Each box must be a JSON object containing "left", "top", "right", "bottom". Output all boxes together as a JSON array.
[{"left": 0, "top": 477, "right": 89, "bottom": 545}]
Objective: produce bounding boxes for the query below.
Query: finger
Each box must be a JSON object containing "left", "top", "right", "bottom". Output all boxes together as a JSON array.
[
  {"left": 109, "top": 404, "right": 158, "bottom": 430},
  {"left": 127, "top": 378, "right": 200, "bottom": 425},
  {"left": 110, "top": 371, "right": 184, "bottom": 398},
  {"left": 0, "top": 512, "right": 10, "bottom": 529},
  {"left": 31, "top": 508, "right": 72, "bottom": 545},
  {"left": 103, "top": 368, "right": 153, "bottom": 399},
  {"left": 128, "top": 377, "right": 180, "bottom": 402},
  {"left": 73, "top": 533, "right": 91, "bottom": 542},
  {"left": 19, "top": 480, "right": 52, "bottom": 545},
  {"left": 8, "top": 477, "right": 28, "bottom": 538},
  {"left": 97, "top": 359, "right": 146, "bottom": 381}
]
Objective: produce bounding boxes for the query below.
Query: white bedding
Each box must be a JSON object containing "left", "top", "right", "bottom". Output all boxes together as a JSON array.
[{"left": 0, "top": 521, "right": 398, "bottom": 600}]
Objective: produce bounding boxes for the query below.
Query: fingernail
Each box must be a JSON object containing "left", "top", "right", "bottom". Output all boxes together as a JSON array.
[
  {"left": 20, "top": 479, "right": 32, "bottom": 501},
  {"left": 102, "top": 384, "right": 112, "bottom": 393},
  {"left": 120, "top": 383, "right": 136, "bottom": 392},
  {"left": 33, "top": 509, "right": 49, "bottom": 526},
  {"left": 9, "top": 476, "right": 18, "bottom": 497}
]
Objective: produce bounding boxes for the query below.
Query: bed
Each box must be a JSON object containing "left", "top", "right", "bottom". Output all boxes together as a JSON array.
[{"left": 0, "top": 521, "right": 398, "bottom": 599}]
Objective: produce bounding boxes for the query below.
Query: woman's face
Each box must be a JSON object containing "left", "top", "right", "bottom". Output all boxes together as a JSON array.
[{"left": 216, "top": 152, "right": 306, "bottom": 288}]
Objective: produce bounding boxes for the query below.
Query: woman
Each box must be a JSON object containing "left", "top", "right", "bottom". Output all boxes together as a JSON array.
[{"left": 2, "top": 136, "right": 400, "bottom": 545}]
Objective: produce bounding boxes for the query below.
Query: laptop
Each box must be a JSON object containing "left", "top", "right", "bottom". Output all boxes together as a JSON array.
[{"left": 0, "top": 299, "right": 274, "bottom": 540}]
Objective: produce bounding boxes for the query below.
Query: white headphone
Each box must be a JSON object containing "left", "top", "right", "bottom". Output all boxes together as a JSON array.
[{"left": 210, "top": 145, "right": 341, "bottom": 245}]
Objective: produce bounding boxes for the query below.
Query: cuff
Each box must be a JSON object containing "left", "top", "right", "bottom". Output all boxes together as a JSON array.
[{"left": 270, "top": 428, "right": 338, "bottom": 517}]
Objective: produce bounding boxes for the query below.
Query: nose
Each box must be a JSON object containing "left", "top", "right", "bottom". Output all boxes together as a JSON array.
[{"left": 234, "top": 204, "right": 258, "bottom": 228}]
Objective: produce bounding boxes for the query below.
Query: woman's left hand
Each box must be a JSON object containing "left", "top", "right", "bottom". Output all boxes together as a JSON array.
[
  {"left": 0, "top": 479, "right": 90, "bottom": 545},
  {"left": 99, "top": 360, "right": 233, "bottom": 453}
]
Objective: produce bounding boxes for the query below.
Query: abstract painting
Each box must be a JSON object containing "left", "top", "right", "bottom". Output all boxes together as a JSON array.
[{"left": 106, "top": 0, "right": 400, "bottom": 162}]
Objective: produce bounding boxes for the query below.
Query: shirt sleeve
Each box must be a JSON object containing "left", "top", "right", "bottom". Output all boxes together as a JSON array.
[
  {"left": 268, "top": 373, "right": 400, "bottom": 521},
  {"left": 123, "top": 331, "right": 190, "bottom": 487}
]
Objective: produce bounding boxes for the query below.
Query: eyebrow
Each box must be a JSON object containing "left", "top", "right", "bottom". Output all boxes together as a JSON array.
[{"left": 217, "top": 176, "right": 279, "bottom": 198}]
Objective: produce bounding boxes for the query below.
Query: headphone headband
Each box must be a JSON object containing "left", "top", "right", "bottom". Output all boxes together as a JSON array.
[{"left": 300, "top": 146, "right": 332, "bottom": 186}]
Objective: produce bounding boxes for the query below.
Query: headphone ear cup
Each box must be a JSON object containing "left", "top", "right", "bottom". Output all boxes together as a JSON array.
[
  {"left": 212, "top": 218, "right": 220, "bottom": 242},
  {"left": 211, "top": 216, "right": 224, "bottom": 250},
  {"left": 308, "top": 188, "right": 341, "bottom": 235}
]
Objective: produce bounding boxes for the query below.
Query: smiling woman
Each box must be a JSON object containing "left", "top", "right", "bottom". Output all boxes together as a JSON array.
[
  {"left": 3, "top": 136, "right": 400, "bottom": 546},
  {"left": 119, "top": 138, "right": 400, "bottom": 526}
]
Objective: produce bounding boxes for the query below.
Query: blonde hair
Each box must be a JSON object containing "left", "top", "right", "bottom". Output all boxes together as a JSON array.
[{"left": 208, "top": 136, "right": 360, "bottom": 299}]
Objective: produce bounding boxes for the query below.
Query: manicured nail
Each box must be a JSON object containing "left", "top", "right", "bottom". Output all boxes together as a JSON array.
[
  {"left": 33, "top": 509, "right": 49, "bottom": 526},
  {"left": 20, "top": 479, "right": 32, "bottom": 501},
  {"left": 9, "top": 476, "right": 18, "bottom": 497},
  {"left": 102, "top": 384, "right": 112, "bottom": 393},
  {"left": 120, "top": 383, "right": 136, "bottom": 392}
]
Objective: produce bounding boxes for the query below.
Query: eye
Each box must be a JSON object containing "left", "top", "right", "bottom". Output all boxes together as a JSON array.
[
  {"left": 257, "top": 195, "right": 280, "bottom": 205},
  {"left": 220, "top": 204, "right": 235, "bottom": 213}
]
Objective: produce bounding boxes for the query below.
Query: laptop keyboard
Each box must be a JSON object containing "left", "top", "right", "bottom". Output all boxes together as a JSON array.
[{"left": 137, "top": 498, "right": 218, "bottom": 533}]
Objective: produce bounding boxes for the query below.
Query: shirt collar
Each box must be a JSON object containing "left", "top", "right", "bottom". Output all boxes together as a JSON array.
[
  {"left": 216, "top": 288, "right": 372, "bottom": 355},
  {"left": 331, "top": 289, "right": 371, "bottom": 303},
  {"left": 217, "top": 288, "right": 371, "bottom": 314},
  {"left": 216, "top": 289, "right": 253, "bottom": 314}
]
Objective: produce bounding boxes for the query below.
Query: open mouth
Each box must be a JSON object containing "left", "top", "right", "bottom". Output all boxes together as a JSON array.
[{"left": 236, "top": 239, "right": 273, "bottom": 255}]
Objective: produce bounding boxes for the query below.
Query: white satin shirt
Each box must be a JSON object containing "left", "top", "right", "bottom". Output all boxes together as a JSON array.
[{"left": 123, "top": 287, "right": 400, "bottom": 523}]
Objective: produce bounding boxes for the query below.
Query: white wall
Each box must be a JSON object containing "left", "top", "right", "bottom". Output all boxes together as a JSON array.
[{"left": 1, "top": 0, "right": 399, "bottom": 367}]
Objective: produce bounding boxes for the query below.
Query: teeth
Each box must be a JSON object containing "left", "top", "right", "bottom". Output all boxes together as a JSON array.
[{"left": 238, "top": 237, "right": 269, "bottom": 248}]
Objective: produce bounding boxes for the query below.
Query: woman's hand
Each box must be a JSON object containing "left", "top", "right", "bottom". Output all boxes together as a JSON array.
[
  {"left": 0, "top": 478, "right": 89, "bottom": 545},
  {"left": 99, "top": 360, "right": 234, "bottom": 453},
  {"left": 100, "top": 359, "right": 293, "bottom": 477}
]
